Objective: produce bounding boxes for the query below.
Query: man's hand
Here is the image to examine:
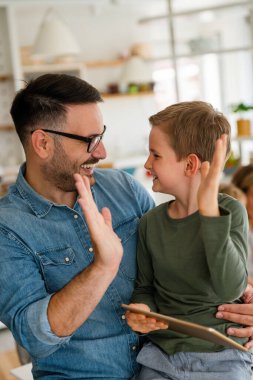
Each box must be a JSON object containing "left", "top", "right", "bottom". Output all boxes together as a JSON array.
[
  {"left": 74, "top": 173, "right": 123, "bottom": 275},
  {"left": 242, "top": 284, "right": 253, "bottom": 304},
  {"left": 197, "top": 134, "right": 228, "bottom": 217},
  {"left": 48, "top": 174, "right": 123, "bottom": 337},
  {"left": 125, "top": 303, "right": 168, "bottom": 333},
  {"left": 216, "top": 284, "right": 253, "bottom": 348}
]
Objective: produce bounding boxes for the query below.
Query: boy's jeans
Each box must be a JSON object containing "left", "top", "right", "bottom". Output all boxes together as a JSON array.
[{"left": 137, "top": 342, "right": 252, "bottom": 380}]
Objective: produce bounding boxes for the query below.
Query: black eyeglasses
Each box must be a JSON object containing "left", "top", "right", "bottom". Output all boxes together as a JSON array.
[{"left": 35, "top": 125, "right": 106, "bottom": 153}]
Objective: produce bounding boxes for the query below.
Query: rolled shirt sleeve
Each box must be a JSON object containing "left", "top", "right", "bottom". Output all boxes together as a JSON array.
[{"left": 26, "top": 295, "right": 71, "bottom": 354}]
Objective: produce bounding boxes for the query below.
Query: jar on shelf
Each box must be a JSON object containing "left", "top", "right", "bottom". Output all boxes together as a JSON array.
[{"left": 237, "top": 118, "right": 251, "bottom": 137}]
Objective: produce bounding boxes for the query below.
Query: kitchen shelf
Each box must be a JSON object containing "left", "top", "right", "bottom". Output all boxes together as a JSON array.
[
  {"left": 0, "top": 74, "right": 12, "bottom": 81},
  {"left": 22, "top": 57, "right": 125, "bottom": 73},
  {"left": 86, "top": 58, "right": 125, "bottom": 68},
  {"left": 102, "top": 91, "right": 154, "bottom": 99},
  {"left": 21, "top": 45, "right": 125, "bottom": 71},
  {"left": 0, "top": 125, "right": 14, "bottom": 131}
]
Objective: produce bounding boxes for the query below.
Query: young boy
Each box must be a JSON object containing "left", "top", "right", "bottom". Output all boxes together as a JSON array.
[{"left": 126, "top": 101, "right": 252, "bottom": 379}]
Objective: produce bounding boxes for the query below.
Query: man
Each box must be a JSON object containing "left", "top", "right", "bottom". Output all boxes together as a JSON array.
[
  {"left": 0, "top": 74, "right": 155, "bottom": 379},
  {"left": 0, "top": 74, "right": 252, "bottom": 379}
]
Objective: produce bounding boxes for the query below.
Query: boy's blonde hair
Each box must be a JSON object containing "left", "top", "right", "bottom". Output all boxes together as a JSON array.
[{"left": 149, "top": 101, "right": 231, "bottom": 162}]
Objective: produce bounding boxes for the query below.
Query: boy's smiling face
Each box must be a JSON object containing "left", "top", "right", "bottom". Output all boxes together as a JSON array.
[{"left": 144, "top": 127, "right": 186, "bottom": 195}]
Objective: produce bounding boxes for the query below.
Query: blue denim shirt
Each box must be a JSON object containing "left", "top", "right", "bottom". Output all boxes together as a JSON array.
[{"left": 0, "top": 165, "right": 154, "bottom": 379}]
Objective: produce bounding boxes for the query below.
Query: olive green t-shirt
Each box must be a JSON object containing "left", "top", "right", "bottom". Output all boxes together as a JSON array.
[{"left": 132, "top": 194, "right": 249, "bottom": 354}]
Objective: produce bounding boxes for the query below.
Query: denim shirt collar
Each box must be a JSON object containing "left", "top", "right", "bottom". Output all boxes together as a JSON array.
[{"left": 13, "top": 163, "right": 69, "bottom": 218}]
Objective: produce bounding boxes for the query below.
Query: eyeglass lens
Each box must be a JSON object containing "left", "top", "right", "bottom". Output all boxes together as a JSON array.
[{"left": 88, "top": 135, "right": 102, "bottom": 153}]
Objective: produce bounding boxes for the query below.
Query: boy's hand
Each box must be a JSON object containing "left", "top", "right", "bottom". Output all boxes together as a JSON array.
[
  {"left": 197, "top": 134, "right": 228, "bottom": 217},
  {"left": 125, "top": 303, "right": 168, "bottom": 333}
]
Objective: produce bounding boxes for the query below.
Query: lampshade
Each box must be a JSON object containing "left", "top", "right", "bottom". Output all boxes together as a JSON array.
[
  {"left": 32, "top": 8, "right": 80, "bottom": 61},
  {"left": 120, "top": 56, "right": 153, "bottom": 85}
]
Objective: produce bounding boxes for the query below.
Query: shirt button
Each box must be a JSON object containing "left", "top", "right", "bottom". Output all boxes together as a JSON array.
[
  {"left": 88, "top": 247, "right": 93, "bottom": 252},
  {"left": 74, "top": 214, "right": 78, "bottom": 219},
  {"left": 132, "top": 346, "right": 137, "bottom": 351},
  {"left": 121, "top": 314, "right": 126, "bottom": 320},
  {"left": 65, "top": 257, "right": 70, "bottom": 263}
]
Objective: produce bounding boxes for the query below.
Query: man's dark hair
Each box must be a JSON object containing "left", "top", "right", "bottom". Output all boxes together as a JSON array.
[{"left": 10, "top": 73, "right": 103, "bottom": 147}]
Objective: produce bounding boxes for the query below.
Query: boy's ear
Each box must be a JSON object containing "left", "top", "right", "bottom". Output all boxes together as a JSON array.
[{"left": 184, "top": 154, "right": 201, "bottom": 177}]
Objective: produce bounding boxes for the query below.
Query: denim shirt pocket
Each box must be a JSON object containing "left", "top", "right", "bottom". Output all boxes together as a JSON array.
[
  {"left": 37, "top": 247, "right": 79, "bottom": 293},
  {"left": 114, "top": 216, "right": 139, "bottom": 281}
]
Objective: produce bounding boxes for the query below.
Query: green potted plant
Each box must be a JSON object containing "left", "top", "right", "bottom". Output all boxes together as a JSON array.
[
  {"left": 231, "top": 102, "right": 253, "bottom": 137},
  {"left": 224, "top": 151, "right": 240, "bottom": 176}
]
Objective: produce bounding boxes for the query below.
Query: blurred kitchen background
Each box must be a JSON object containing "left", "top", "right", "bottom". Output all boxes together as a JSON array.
[
  {"left": 0, "top": 0, "right": 253, "bottom": 204},
  {"left": 1, "top": 0, "right": 253, "bottom": 377}
]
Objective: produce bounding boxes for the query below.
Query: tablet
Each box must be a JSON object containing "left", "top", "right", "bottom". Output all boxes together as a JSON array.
[{"left": 121, "top": 304, "right": 248, "bottom": 352}]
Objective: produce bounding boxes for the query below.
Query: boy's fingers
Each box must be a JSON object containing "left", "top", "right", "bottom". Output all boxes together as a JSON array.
[{"left": 199, "top": 161, "right": 210, "bottom": 179}]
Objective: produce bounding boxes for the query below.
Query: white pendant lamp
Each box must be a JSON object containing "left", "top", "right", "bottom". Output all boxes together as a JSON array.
[{"left": 32, "top": 8, "right": 80, "bottom": 62}]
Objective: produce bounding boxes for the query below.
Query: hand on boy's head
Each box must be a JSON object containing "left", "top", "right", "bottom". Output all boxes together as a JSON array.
[
  {"left": 125, "top": 303, "right": 169, "bottom": 333},
  {"left": 197, "top": 134, "right": 228, "bottom": 217}
]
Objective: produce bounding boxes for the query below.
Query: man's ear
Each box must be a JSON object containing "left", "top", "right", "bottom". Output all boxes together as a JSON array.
[
  {"left": 184, "top": 154, "right": 201, "bottom": 177},
  {"left": 31, "top": 130, "right": 52, "bottom": 159}
]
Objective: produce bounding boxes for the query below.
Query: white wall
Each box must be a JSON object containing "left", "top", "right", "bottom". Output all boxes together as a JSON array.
[{"left": 101, "top": 94, "right": 158, "bottom": 162}]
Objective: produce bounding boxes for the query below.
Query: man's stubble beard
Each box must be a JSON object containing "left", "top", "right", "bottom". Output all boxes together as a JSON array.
[{"left": 41, "top": 139, "right": 95, "bottom": 192}]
